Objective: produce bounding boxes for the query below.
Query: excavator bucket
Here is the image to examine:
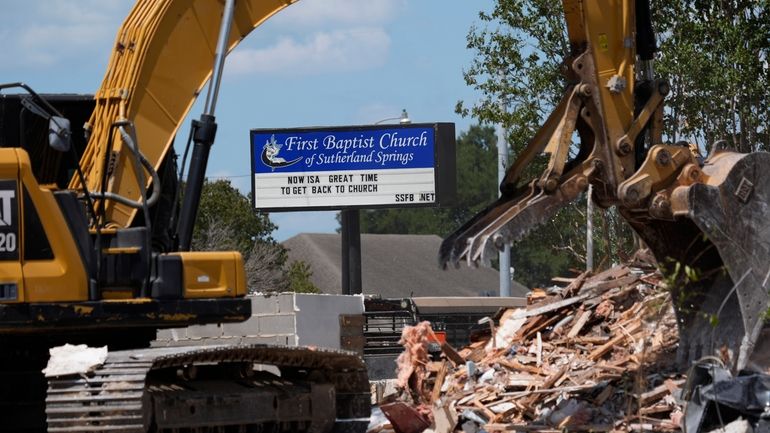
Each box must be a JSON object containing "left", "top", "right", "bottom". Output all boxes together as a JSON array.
[{"left": 627, "top": 151, "right": 770, "bottom": 370}]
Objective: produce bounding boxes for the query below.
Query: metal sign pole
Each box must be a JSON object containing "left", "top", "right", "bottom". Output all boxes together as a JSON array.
[{"left": 341, "top": 209, "right": 362, "bottom": 295}]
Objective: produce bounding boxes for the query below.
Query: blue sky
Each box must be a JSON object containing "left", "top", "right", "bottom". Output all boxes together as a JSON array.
[{"left": 1, "top": 0, "right": 493, "bottom": 241}]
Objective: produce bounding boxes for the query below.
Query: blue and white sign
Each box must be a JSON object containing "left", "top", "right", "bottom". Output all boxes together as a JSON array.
[{"left": 251, "top": 123, "right": 455, "bottom": 210}]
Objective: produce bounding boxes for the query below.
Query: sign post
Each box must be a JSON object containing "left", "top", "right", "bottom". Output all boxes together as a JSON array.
[{"left": 251, "top": 123, "right": 456, "bottom": 294}]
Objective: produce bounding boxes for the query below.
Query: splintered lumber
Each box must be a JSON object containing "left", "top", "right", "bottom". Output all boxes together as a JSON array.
[
  {"left": 581, "top": 274, "right": 641, "bottom": 295},
  {"left": 541, "top": 364, "right": 569, "bottom": 390},
  {"left": 512, "top": 293, "right": 591, "bottom": 319},
  {"left": 430, "top": 361, "right": 449, "bottom": 403},
  {"left": 440, "top": 342, "right": 465, "bottom": 366},
  {"left": 562, "top": 271, "right": 589, "bottom": 296},
  {"left": 567, "top": 310, "right": 593, "bottom": 338},
  {"left": 588, "top": 321, "right": 642, "bottom": 360},
  {"left": 390, "top": 260, "right": 684, "bottom": 433},
  {"left": 635, "top": 379, "right": 686, "bottom": 405},
  {"left": 593, "top": 385, "right": 615, "bottom": 406},
  {"left": 497, "top": 358, "right": 544, "bottom": 375}
]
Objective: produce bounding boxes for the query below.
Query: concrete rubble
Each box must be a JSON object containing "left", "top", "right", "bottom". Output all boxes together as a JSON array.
[{"left": 370, "top": 255, "right": 689, "bottom": 433}]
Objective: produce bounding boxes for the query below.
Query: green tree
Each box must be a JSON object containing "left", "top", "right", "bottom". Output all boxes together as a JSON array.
[
  {"left": 193, "top": 179, "right": 276, "bottom": 253},
  {"left": 452, "top": 1, "right": 767, "bottom": 283},
  {"left": 285, "top": 261, "right": 320, "bottom": 294},
  {"left": 192, "top": 179, "right": 318, "bottom": 293},
  {"left": 653, "top": 1, "right": 770, "bottom": 151},
  {"left": 358, "top": 125, "right": 498, "bottom": 236},
  {"left": 459, "top": 1, "right": 770, "bottom": 152},
  {"left": 355, "top": 125, "right": 584, "bottom": 287}
]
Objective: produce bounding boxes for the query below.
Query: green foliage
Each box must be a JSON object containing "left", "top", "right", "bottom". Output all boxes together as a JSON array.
[
  {"left": 193, "top": 179, "right": 276, "bottom": 254},
  {"left": 659, "top": 258, "right": 721, "bottom": 326},
  {"left": 358, "top": 125, "right": 498, "bottom": 236},
  {"left": 462, "top": 1, "right": 770, "bottom": 153},
  {"left": 653, "top": 1, "right": 770, "bottom": 151},
  {"left": 453, "top": 1, "right": 640, "bottom": 286},
  {"left": 192, "top": 179, "right": 317, "bottom": 293},
  {"left": 457, "top": 0, "right": 568, "bottom": 149},
  {"left": 355, "top": 2, "right": 768, "bottom": 288},
  {"left": 286, "top": 261, "right": 321, "bottom": 294}
]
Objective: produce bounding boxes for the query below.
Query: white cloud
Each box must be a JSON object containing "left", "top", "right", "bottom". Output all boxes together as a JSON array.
[
  {"left": 277, "top": 0, "right": 403, "bottom": 27},
  {"left": 228, "top": 28, "right": 390, "bottom": 76},
  {"left": 2, "top": 0, "right": 129, "bottom": 69}
]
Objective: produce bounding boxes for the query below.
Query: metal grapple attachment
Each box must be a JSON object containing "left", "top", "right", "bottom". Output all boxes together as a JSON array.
[{"left": 439, "top": 52, "right": 612, "bottom": 269}]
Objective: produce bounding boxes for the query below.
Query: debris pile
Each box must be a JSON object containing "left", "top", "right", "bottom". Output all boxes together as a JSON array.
[{"left": 375, "top": 258, "right": 688, "bottom": 433}]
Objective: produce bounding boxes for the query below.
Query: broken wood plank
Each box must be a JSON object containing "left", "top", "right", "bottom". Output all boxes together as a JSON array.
[
  {"left": 521, "top": 314, "right": 565, "bottom": 341},
  {"left": 440, "top": 341, "right": 465, "bottom": 366},
  {"left": 513, "top": 293, "right": 592, "bottom": 320},
  {"left": 567, "top": 310, "right": 593, "bottom": 338},
  {"left": 635, "top": 379, "right": 685, "bottom": 405},
  {"left": 582, "top": 274, "right": 641, "bottom": 295},
  {"left": 585, "top": 265, "right": 630, "bottom": 285},
  {"left": 483, "top": 424, "right": 561, "bottom": 432},
  {"left": 563, "top": 271, "right": 589, "bottom": 297},
  {"left": 430, "top": 361, "right": 449, "bottom": 404},
  {"left": 541, "top": 364, "right": 569, "bottom": 390},
  {"left": 640, "top": 404, "right": 673, "bottom": 415},
  {"left": 432, "top": 404, "right": 458, "bottom": 433},
  {"left": 551, "top": 276, "right": 576, "bottom": 283},
  {"left": 499, "top": 383, "right": 598, "bottom": 398},
  {"left": 588, "top": 322, "right": 642, "bottom": 361},
  {"left": 497, "top": 358, "right": 544, "bottom": 375},
  {"left": 473, "top": 397, "right": 496, "bottom": 420},
  {"left": 593, "top": 385, "right": 615, "bottom": 406}
]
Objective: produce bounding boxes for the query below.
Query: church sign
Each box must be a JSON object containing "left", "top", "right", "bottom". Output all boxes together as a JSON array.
[{"left": 250, "top": 123, "right": 455, "bottom": 211}]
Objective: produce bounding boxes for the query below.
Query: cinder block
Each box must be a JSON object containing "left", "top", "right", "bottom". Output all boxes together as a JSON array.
[
  {"left": 156, "top": 329, "right": 174, "bottom": 341},
  {"left": 257, "top": 313, "right": 296, "bottom": 335},
  {"left": 215, "top": 336, "right": 241, "bottom": 346},
  {"left": 186, "top": 324, "right": 223, "bottom": 339},
  {"left": 156, "top": 328, "right": 188, "bottom": 341},
  {"left": 276, "top": 293, "right": 297, "bottom": 313},
  {"left": 240, "top": 335, "right": 290, "bottom": 346},
  {"left": 222, "top": 318, "right": 260, "bottom": 337},
  {"left": 196, "top": 337, "right": 229, "bottom": 346},
  {"left": 250, "top": 295, "right": 280, "bottom": 315}
]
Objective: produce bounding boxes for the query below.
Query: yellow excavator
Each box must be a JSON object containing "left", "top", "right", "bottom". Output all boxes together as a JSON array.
[
  {"left": 441, "top": 0, "right": 769, "bottom": 373},
  {"left": 0, "top": 1, "right": 368, "bottom": 432}
]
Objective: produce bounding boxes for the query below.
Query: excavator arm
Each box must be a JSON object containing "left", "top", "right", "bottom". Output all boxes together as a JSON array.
[
  {"left": 441, "top": 0, "right": 641, "bottom": 267},
  {"left": 70, "top": 0, "right": 298, "bottom": 229},
  {"left": 441, "top": 0, "right": 769, "bottom": 371}
]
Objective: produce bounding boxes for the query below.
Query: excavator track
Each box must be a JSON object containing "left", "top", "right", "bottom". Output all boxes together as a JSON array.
[{"left": 46, "top": 345, "right": 371, "bottom": 433}]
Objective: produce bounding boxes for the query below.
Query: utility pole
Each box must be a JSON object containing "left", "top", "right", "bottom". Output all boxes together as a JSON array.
[{"left": 497, "top": 123, "right": 512, "bottom": 297}]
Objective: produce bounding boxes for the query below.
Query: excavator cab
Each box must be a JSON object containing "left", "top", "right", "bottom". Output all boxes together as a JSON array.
[
  {"left": 440, "top": 0, "right": 769, "bottom": 371},
  {"left": 0, "top": 84, "right": 249, "bottom": 330}
]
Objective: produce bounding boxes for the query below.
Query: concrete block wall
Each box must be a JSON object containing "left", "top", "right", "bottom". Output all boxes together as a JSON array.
[
  {"left": 154, "top": 293, "right": 363, "bottom": 350},
  {"left": 294, "top": 293, "right": 364, "bottom": 349}
]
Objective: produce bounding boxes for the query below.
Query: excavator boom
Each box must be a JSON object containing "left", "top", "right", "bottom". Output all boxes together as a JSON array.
[{"left": 70, "top": 0, "right": 298, "bottom": 229}]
